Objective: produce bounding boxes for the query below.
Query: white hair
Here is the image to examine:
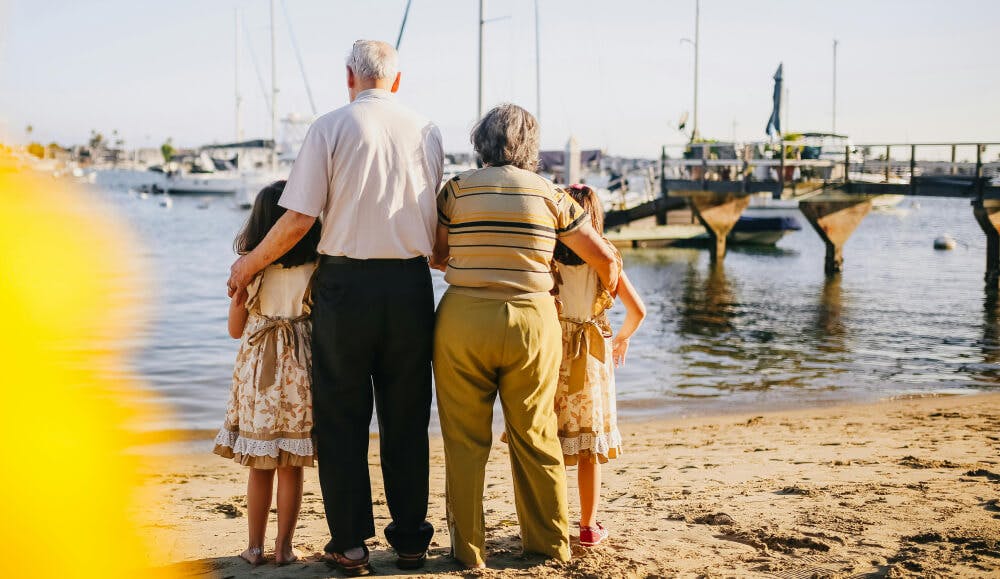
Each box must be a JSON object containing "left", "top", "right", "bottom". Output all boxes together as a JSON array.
[{"left": 346, "top": 40, "right": 398, "bottom": 81}]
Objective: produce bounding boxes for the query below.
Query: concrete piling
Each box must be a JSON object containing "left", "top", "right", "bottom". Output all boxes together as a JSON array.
[
  {"left": 973, "top": 199, "right": 1000, "bottom": 286},
  {"left": 687, "top": 192, "right": 751, "bottom": 260},
  {"left": 799, "top": 194, "right": 875, "bottom": 274}
]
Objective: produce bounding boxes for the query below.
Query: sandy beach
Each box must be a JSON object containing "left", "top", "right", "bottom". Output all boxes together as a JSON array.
[{"left": 145, "top": 393, "right": 1000, "bottom": 578}]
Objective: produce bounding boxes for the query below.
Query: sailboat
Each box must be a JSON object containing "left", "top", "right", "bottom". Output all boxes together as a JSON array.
[{"left": 167, "top": 1, "right": 312, "bottom": 203}]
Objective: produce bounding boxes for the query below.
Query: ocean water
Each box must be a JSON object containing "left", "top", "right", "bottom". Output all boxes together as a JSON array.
[{"left": 93, "top": 187, "right": 999, "bottom": 430}]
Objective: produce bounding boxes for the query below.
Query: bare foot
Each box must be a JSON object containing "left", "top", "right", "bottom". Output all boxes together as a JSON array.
[
  {"left": 275, "top": 546, "right": 303, "bottom": 565},
  {"left": 240, "top": 546, "right": 265, "bottom": 566}
]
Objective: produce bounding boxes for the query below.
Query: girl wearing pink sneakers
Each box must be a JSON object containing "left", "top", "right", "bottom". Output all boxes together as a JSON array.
[{"left": 551, "top": 184, "right": 646, "bottom": 547}]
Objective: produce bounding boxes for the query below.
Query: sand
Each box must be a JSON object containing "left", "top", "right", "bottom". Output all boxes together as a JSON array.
[{"left": 144, "top": 393, "right": 1000, "bottom": 578}]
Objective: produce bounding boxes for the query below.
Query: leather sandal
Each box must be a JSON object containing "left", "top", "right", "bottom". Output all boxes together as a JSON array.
[
  {"left": 321, "top": 546, "right": 371, "bottom": 576},
  {"left": 396, "top": 550, "right": 427, "bottom": 570}
]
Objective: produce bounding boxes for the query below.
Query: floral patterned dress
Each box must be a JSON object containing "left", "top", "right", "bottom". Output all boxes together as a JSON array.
[
  {"left": 213, "top": 263, "right": 317, "bottom": 468},
  {"left": 553, "top": 254, "right": 623, "bottom": 466}
]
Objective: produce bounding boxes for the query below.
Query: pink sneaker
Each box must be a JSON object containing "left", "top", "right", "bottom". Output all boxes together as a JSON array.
[{"left": 579, "top": 523, "right": 609, "bottom": 547}]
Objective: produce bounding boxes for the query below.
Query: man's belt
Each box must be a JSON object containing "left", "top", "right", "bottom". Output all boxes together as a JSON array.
[{"left": 320, "top": 255, "right": 427, "bottom": 265}]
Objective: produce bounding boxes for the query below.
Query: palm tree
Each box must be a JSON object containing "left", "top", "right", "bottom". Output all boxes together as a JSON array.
[
  {"left": 89, "top": 130, "right": 105, "bottom": 151},
  {"left": 161, "top": 138, "right": 175, "bottom": 163}
]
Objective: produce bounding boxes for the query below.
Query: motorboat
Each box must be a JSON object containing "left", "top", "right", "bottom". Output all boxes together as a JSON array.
[
  {"left": 163, "top": 153, "right": 243, "bottom": 195},
  {"left": 729, "top": 215, "right": 802, "bottom": 245},
  {"left": 606, "top": 215, "right": 802, "bottom": 249}
]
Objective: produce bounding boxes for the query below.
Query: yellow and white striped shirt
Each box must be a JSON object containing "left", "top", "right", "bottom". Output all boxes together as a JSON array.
[{"left": 437, "top": 165, "right": 588, "bottom": 297}]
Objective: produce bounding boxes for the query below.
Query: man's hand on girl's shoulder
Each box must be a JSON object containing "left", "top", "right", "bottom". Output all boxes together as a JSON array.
[
  {"left": 228, "top": 256, "right": 255, "bottom": 297},
  {"left": 232, "top": 286, "right": 249, "bottom": 308}
]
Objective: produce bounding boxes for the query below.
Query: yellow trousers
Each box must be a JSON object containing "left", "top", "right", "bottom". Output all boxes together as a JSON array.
[{"left": 434, "top": 290, "right": 570, "bottom": 567}]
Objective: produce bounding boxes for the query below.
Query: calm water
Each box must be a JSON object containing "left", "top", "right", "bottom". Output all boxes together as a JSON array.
[{"left": 96, "top": 188, "right": 1000, "bottom": 430}]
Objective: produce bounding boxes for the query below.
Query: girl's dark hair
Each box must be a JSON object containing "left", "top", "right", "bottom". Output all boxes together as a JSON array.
[
  {"left": 234, "top": 180, "right": 321, "bottom": 267},
  {"left": 553, "top": 184, "right": 604, "bottom": 266}
]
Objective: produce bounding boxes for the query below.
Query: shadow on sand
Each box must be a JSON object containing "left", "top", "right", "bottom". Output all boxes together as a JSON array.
[{"left": 161, "top": 544, "right": 560, "bottom": 578}]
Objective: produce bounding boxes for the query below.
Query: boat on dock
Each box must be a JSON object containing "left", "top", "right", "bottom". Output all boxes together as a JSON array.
[
  {"left": 606, "top": 224, "right": 705, "bottom": 249},
  {"left": 729, "top": 215, "right": 802, "bottom": 244},
  {"left": 607, "top": 215, "right": 802, "bottom": 249}
]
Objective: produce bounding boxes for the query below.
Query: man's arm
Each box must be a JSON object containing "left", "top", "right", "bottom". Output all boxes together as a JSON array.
[
  {"left": 227, "top": 210, "right": 316, "bottom": 296},
  {"left": 559, "top": 223, "right": 620, "bottom": 292}
]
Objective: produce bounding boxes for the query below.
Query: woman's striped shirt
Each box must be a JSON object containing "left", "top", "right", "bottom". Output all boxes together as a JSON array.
[{"left": 437, "top": 165, "right": 588, "bottom": 297}]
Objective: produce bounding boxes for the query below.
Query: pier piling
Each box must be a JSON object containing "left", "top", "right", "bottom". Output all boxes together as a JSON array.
[
  {"left": 973, "top": 199, "right": 1000, "bottom": 286},
  {"left": 799, "top": 195, "right": 874, "bottom": 274},
  {"left": 687, "top": 192, "right": 751, "bottom": 260}
]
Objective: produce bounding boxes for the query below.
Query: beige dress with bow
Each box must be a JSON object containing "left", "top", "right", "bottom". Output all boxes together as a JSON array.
[
  {"left": 213, "top": 263, "right": 317, "bottom": 468},
  {"left": 553, "top": 258, "right": 623, "bottom": 465}
]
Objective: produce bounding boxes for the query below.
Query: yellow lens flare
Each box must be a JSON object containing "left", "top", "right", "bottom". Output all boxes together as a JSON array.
[{"left": 0, "top": 156, "right": 183, "bottom": 578}]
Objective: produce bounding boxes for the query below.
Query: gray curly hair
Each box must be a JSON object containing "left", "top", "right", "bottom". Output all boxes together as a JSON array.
[{"left": 471, "top": 103, "right": 540, "bottom": 171}]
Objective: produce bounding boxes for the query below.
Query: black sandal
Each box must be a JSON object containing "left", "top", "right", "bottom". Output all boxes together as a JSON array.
[
  {"left": 396, "top": 551, "right": 427, "bottom": 570},
  {"left": 321, "top": 546, "right": 371, "bottom": 576}
]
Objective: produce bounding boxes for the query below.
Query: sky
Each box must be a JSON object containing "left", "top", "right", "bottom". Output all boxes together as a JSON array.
[{"left": 1, "top": 0, "right": 998, "bottom": 157}]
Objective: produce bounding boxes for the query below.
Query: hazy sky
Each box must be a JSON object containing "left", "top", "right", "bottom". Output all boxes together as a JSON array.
[{"left": 1, "top": 0, "right": 998, "bottom": 156}]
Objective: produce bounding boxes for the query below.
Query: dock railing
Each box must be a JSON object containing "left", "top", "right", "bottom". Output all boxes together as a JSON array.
[
  {"left": 657, "top": 142, "right": 1000, "bottom": 200},
  {"left": 632, "top": 141, "right": 1000, "bottom": 279}
]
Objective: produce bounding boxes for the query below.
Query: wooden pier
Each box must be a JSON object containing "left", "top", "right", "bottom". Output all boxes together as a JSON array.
[{"left": 606, "top": 141, "right": 1000, "bottom": 284}]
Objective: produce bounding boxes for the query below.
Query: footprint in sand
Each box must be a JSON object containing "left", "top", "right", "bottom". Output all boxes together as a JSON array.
[
  {"left": 965, "top": 468, "right": 1000, "bottom": 482},
  {"left": 775, "top": 485, "right": 819, "bottom": 497},
  {"left": 899, "top": 455, "right": 964, "bottom": 469},
  {"left": 211, "top": 503, "right": 242, "bottom": 518},
  {"left": 692, "top": 512, "right": 735, "bottom": 526}
]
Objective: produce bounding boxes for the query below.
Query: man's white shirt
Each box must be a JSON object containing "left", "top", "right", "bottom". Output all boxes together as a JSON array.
[{"left": 279, "top": 88, "right": 444, "bottom": 259}]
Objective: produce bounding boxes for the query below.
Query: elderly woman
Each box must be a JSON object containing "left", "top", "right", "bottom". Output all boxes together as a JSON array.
[{"left": 430, "top": 103, "right": 619, "bottom": 568}]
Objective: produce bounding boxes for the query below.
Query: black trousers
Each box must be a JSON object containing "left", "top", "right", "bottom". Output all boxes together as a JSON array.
[{"left": 311, "top": 256, "right": 435, "bottom": 554}]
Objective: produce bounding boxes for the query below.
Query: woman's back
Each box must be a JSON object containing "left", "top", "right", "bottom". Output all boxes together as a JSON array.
[{"left": 437, "top": 165, "right": 588, "bottom": 297}]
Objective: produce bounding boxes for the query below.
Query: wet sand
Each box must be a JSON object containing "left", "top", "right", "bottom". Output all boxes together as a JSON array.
[{"left": 145, "top": 393, "right": 1000, "bottom": 578}]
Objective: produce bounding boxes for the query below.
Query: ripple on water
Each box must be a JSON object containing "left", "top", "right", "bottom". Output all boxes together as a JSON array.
[{"left": 88, "top": 190, "right": 1000, "bottom": 429}]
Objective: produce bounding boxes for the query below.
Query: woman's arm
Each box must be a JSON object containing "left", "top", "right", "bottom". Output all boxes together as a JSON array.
[
  {"left": 559, "top": 223, "right": 620, "bottom": 292},
  {"left": 430, "top": 222, "right": 450, "bottom": 272},
  {"left": 228, "top": 286, "right": 250, "bottom": 339},
  {"left": 612, "top": 271, "right": 646, "bottom": 367}
]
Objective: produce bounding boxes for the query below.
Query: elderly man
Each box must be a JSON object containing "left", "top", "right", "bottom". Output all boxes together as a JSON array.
[{"left": 227, "top": 40, "right": 441, "bottom": 574}]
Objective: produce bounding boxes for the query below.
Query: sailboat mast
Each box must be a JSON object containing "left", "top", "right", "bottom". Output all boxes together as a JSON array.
[
  {"left": 478, "top": 0, "right": 485, "bottom": 120},
  {"left": 270, "top": 0, "right": 278, "bottom": 170},
  {"left": 396, "top": 0, "right": 413, "bottom": 50},
  {"left": 534, "top": 0, "right": 541, "bottom": 125},
  {"left": 235, "top": 10, "right": 243, "bottom": 142},
  {"left": 692, "top": 0, "right": 700, "bottom": 141},
  {"left": 832, "top": 39, "right": 838, "bottom": 134}
]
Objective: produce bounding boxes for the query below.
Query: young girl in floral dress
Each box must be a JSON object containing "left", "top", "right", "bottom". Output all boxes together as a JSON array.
[
  {"left": 213, "top": 181, "right": 321, "bottom": 566},
  {"left": 553, "top": 184, "right": 645, "bottom": 547}
]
